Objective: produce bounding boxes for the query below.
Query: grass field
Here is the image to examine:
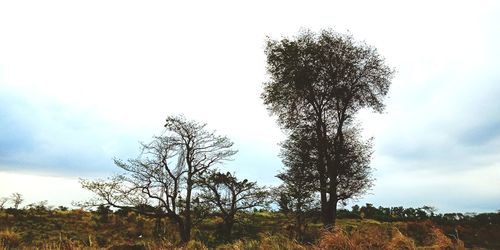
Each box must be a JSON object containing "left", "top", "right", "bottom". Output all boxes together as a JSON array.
[{"left": 1, "top": 208, "right": 499, "bottom": 249}]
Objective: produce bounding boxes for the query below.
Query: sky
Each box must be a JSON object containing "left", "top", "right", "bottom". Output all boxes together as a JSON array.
[{"left": 1, "top": 0, "right": 499, "bottom": 213}]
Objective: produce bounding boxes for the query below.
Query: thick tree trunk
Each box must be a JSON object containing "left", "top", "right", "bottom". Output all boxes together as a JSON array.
[
  {"left": 325, "top": 123, "right": 344, "bottom": 230},
  {"left": 331, "top": 198, "right": 338, "bottom": 227},
  {"left": 323, "top": 200, "right": 334, "bottom": 228},
  {"left": 327, "top": 191, "right": 338, "bottom": 229},
  {"left": 316, "top": 120, "right": 330, "bottom": 227},
  {"left": 319, "top": 171, "right": 329, "bottom": 226}
]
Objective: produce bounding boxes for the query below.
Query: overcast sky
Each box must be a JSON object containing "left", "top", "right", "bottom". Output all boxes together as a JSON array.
[{"left": 1, "top": 0, "right": 499, "bottom": 213}]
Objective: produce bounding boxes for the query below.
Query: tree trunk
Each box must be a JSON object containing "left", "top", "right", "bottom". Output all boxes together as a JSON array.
[
  {"left": 179, "top": 224, "right": 189, "bottom": 243},
  {"left": 330, "top": 194, "right": 338, "bottom": 229},
  {"left": 319, "top": 170, "right": 329, "bottom": 226},
  {"left": 222, "top": 217, "right": 234, "bottom": 241},
  {"left": 323, "top": 200, "right": 334, "bottom": 228},
  {"left": 183, "top": 176, "right": 193, "bottom": 243},
  {"left": 174, "top": 217, "right": 189, "bottom": 243},
  {"left": 325, "top": 146, "right": 338, "bottom": 229},
  {"left": 295, "top": 210, "right": 305, "bottom": 241},
  {"left": 154, "top": 215, "right": 162, "bottom": 239},
  {"left": 316, "top": 121, "right": 330, "bottom": 227}
]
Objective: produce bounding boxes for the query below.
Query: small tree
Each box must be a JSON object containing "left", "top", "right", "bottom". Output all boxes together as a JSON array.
[
  {"left": 277, "top": 128, "right": 318, "bottom": 240},
  {"left": 10, "top": 193, "right": 23, "bottom": 209},
  {"left": 198, "top": 171, "right": 268, "bottom": 240},
  {"left": 0, "top": 197, "right": 8, "bottom": 209}
]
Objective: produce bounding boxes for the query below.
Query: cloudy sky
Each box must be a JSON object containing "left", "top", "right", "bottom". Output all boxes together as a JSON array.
[{"left": 1, "top": 0, "right": 499, "bottom": 213}]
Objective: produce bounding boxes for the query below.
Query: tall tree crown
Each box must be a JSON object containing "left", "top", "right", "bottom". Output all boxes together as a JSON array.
[{"left": 263, "top": 29, "right": 394, "bottom": 129}]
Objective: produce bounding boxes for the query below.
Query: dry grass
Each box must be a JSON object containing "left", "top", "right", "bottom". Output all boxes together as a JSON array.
[
  {"left": 0, "top": 229, "right": 21, "bottom": 249},
  {"left": 0, "top": 219, "right": 469, "bottom": 250},
  {"left": 386, "top": 228, "right": 416, "bottom": 250}
]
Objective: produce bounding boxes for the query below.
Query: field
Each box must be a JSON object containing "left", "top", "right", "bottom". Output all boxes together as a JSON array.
[{"left": 1, "top": 207, "right": 499, "bottom": 250}]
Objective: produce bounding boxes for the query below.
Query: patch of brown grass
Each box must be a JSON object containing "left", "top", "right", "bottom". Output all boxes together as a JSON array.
[
  {"left": 314, "top": 229, "right": 357, "bottom": 250},
  {"left": 0, "top": 229, "right": 21, "bottom": 249},
  {"left": 386, "top": 228, "right": 416, "bottom": 250},
  {"left": 397, "top": 221, "right": 465, "bottom": 250},
  {"left": 313, "top": 223, "right": 453, "bottom": 250}
]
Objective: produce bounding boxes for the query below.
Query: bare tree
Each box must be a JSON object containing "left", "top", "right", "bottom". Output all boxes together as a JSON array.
[
  {"left": 164, "top": 115, "right": 237, "bottom": 241},
  {"left": 81, "top": 115, "right": 236, "bottom": 243},
  {"left": 10, "top": 193, "right": 23, "bottom": 209},
  {"left": 0, "top": 197, "right": 8, "bottom": 209},
  {"left": 198, "top": 171, "right": 268, "bottom": 240}
]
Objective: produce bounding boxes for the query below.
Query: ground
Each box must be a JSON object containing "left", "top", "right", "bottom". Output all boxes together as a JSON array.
[{"left": 0, "top": 208, "right": 498, "bottom": 249}]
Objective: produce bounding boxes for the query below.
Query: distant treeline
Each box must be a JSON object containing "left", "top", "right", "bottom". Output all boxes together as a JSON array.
[
  {"left": 3, "top": 197, "right": 499, "bottom": 227},
  {"left": 332, "top": 203, "right": 500, "bottom": 225}
]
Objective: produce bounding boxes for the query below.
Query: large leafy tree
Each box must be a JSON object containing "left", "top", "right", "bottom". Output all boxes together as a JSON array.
[
  {"left": 263, "top": 29, "right": 393, "bottom": 227},
  {"left": 81, "top": 115, "right": 236, "bottom": 243}
]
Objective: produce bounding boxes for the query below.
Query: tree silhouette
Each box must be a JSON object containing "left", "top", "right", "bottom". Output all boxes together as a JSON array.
[
  {"left": 0, "top": 197, "right": 8, "bottom": 209},
  {"left": 262, "top": 29, "right": 393, "bottom": 228},
  {"left": 80, "top": 115, "right": 236, "bottom": 243},
  {"left": 198, "top": 170, "right": 268, "bottom": 240},
  {"left": 10, "top": 193, "right": 23, "bottom": 209}
]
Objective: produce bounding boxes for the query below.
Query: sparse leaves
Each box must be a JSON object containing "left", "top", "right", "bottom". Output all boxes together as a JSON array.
[
  {"left": 80, "top": 115, "right": 237, "bottom": 242},
  {"left": 10, "top": 193, "right": 23, "bottom": 209}
]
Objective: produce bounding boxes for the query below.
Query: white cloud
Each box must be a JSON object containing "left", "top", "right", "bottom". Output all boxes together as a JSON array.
[{"left": 0, "top": 0, "right": 499, "bottom": 211}]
